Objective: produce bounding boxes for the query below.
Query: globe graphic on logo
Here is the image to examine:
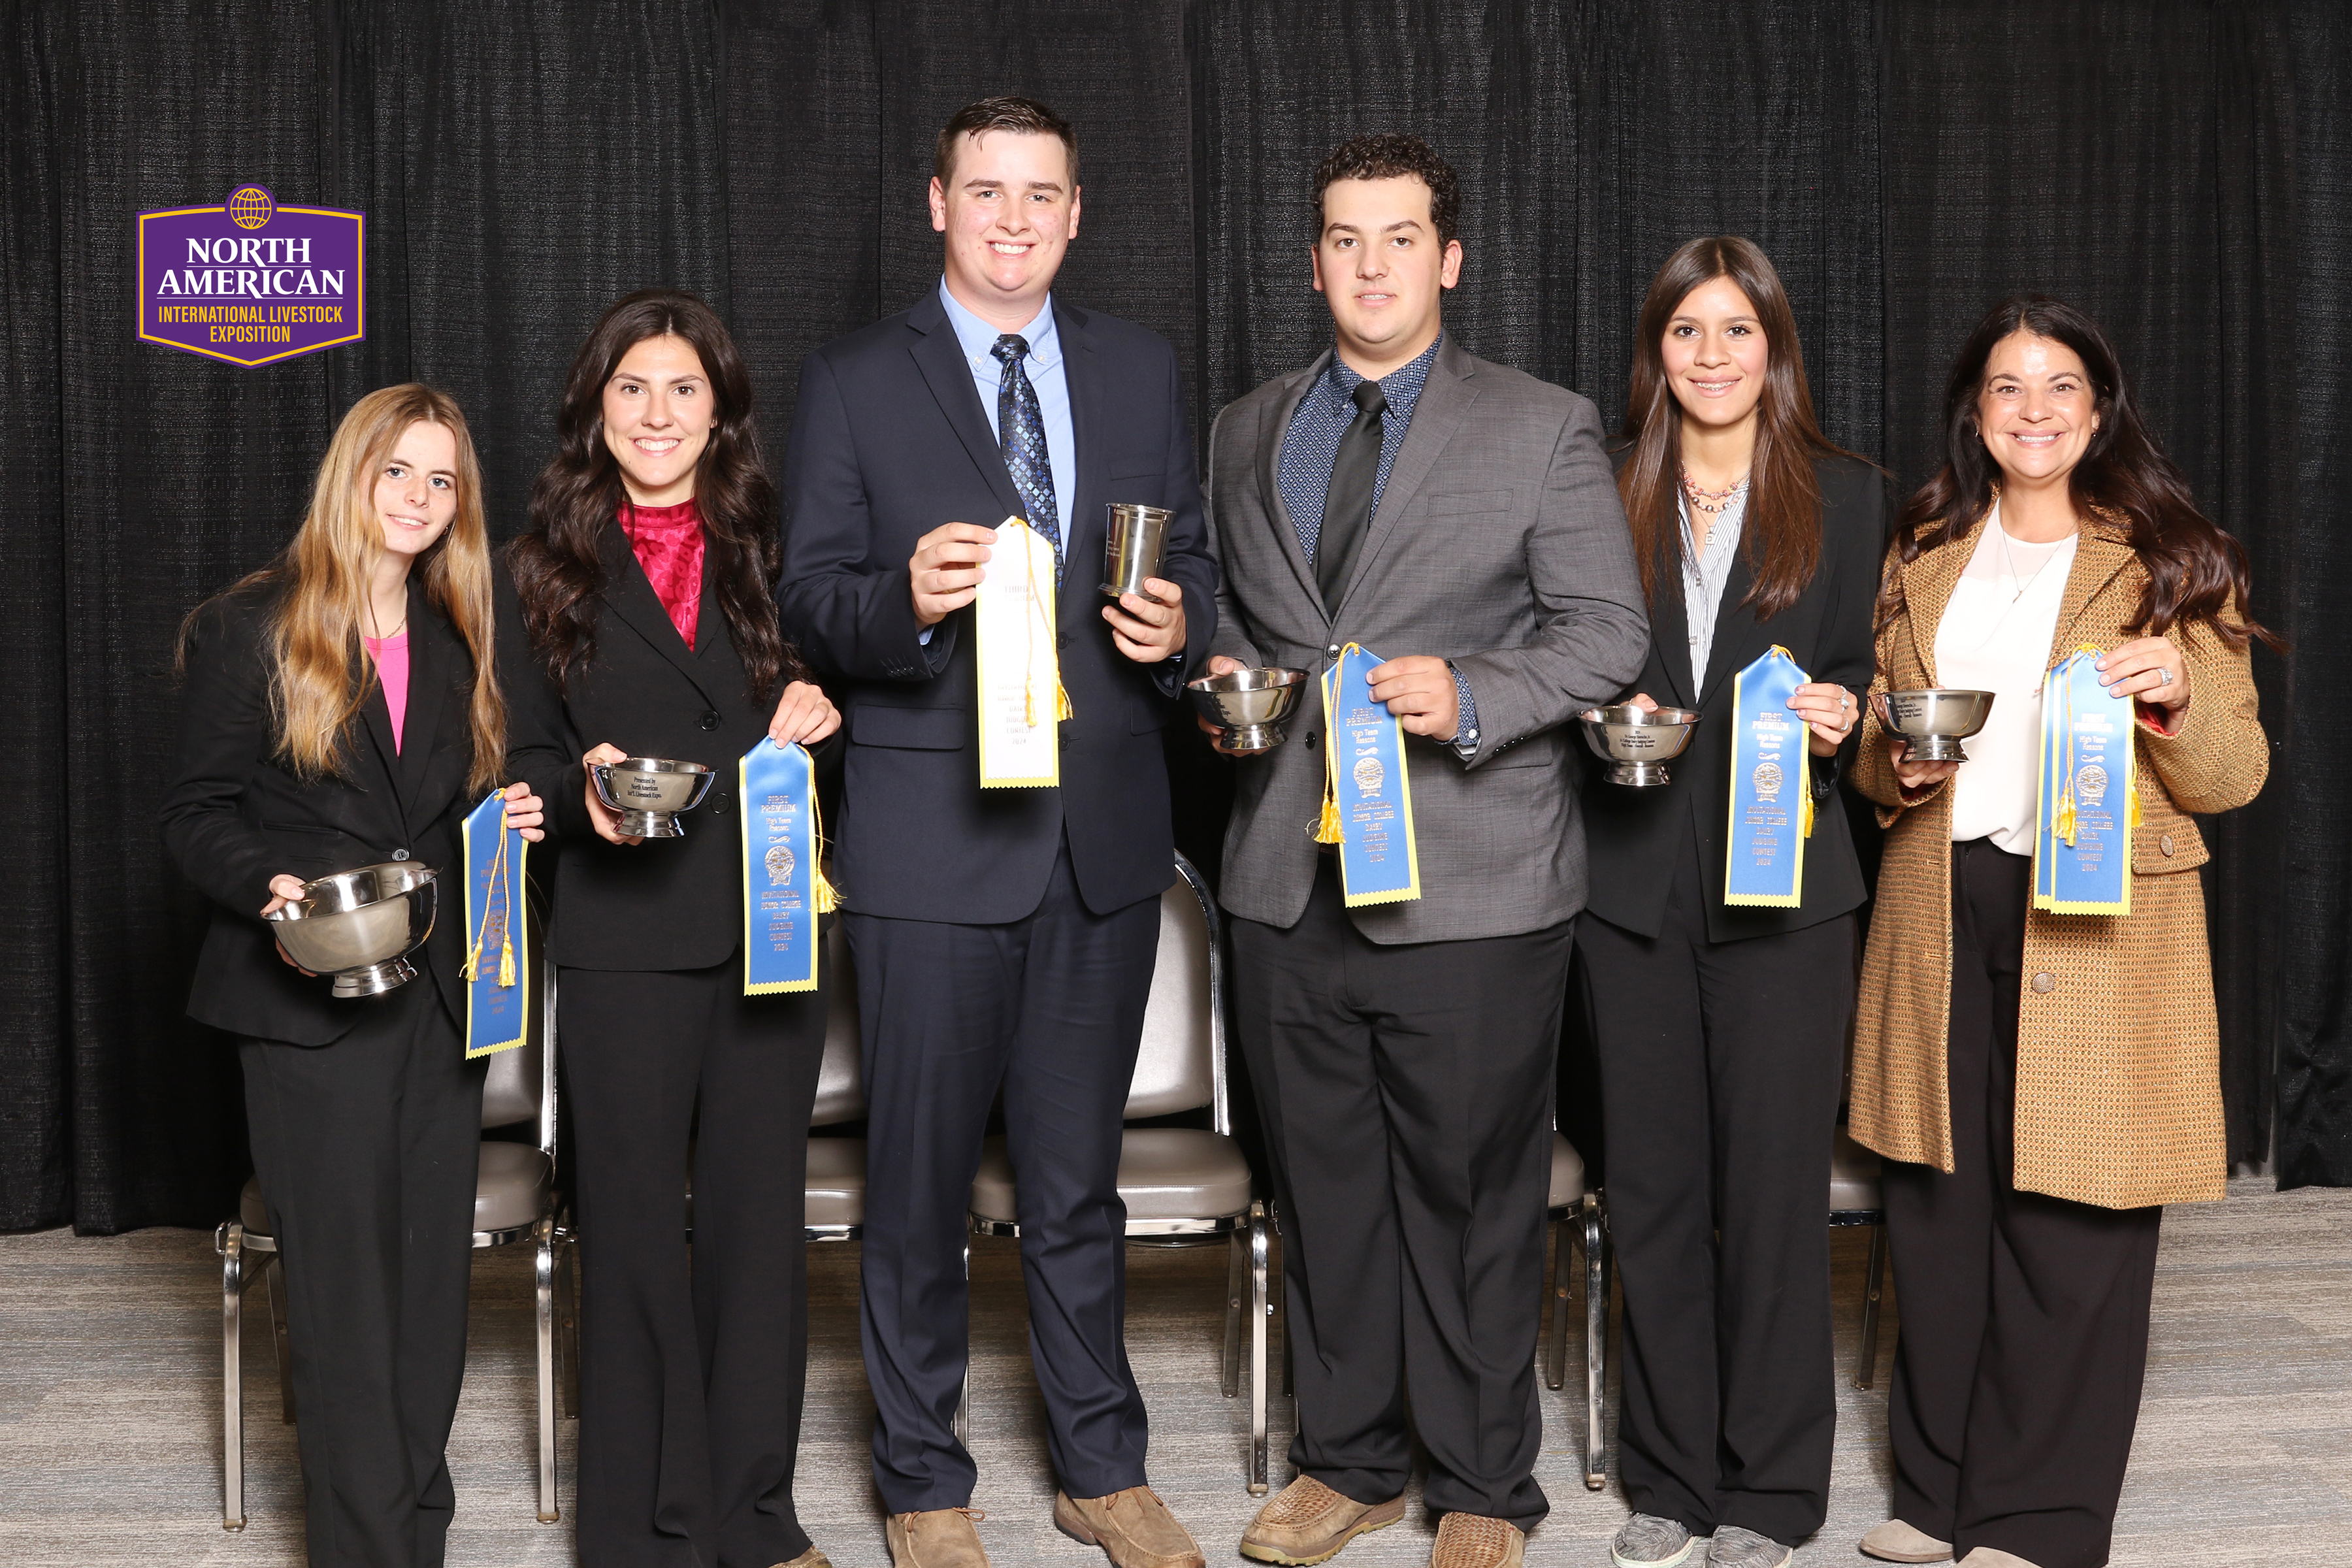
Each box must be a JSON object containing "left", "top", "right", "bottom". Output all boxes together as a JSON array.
[{"left": 227, "top": 186, "right": 274, "bottom": 229}]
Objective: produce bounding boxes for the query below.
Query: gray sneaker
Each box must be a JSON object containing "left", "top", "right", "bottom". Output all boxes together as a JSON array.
[
  {"left": 1611, "top": 1515, "right": 1695, "bottom": 1568},
  {"left": 1706, "top": 1526, "right": 1792, "bottom": 1568}
]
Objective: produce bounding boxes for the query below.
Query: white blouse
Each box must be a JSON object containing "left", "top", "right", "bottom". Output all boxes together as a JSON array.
[{"left": 1931, "top": 504, "right": 2080, "bottom": 852}]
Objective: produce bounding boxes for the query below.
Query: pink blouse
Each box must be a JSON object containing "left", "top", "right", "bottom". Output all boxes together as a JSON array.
[
  {"left": 365, "top": 632, "right": 409, "bottom": 754},
  {"left": 623, "top": 498, "right": 706, "bottom": 649}
]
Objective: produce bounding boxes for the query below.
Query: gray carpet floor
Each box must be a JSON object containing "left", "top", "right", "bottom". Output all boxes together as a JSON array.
[{"left": 2, "top": 1175, "right": 2345, "bottom": 1566}]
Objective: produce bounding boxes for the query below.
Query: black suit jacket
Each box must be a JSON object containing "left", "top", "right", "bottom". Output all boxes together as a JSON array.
[
  {"left": 162, "top": 581, "right": 478, "bottom": 1045},
  {"left": 1580, "top": 453, "right": 1884, "bottom": 941},
  {"left": 497, "top": 522, "right": 836, "bottom": 972},
  {"left": 777, "top": 290, "right": 1216, "bottom": 923}
]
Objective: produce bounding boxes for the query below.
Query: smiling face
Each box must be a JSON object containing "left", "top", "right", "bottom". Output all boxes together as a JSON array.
[
  {"left": 930, "top": 129, "right": 1080, "bottom": 329},
  {"left": 369, "top": 419, "right": 459, "bottom": 563},
  {"left": 1975, "top": 330, "right": 2101, "bottom": 488},
  {"left": 600, "top": 334, "right": 713, "bottom": 506},
  {"left": 1313, "top": 174, "right": 1462, "bottom": 376},
  {"left": 1662, "top": 274, "right": 1770, "bottom": 434}
]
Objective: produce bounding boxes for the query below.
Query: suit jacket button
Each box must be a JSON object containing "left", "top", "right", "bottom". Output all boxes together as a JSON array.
[
  {"left": 1326, "top": 644, "right": 1341, "bottom": 655},
  {"left": 710, "top": 792, "right": 730, "bottom": 811},
  {"left": 392, "top": 848, "right": 410, "bottom": 861},
  {"left": 2159, "top": 833, "right": 2176, "bottom": 857},
  {"left": 2030, "top": 972, "right": 2055, "bottom": 994},
  {"left": 700, "top": 710, "right": 721, "bottom": 731}
]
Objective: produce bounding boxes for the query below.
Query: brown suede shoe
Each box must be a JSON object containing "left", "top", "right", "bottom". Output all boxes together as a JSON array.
[
  {"left": 1429, "top": 1512, "right": 1524, "bottom": 1568},
  {"left": 1053, "top": 1486, "right": 1207, "bottom": 1568},
  {"left": 1239, "top": 1475, "right": 1408, "bottom": 1565},
  {"left": 887, "top": 1507, "right": 989, "bottom": 1568},
  {"left": 1859, "top": 1519, "right": 1954, "bottom": 1563},
  {"left": 772, "top": 1550, "right": 834, "bottom": 1568}
]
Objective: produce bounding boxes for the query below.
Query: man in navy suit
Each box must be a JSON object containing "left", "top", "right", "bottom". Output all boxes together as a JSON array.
[{"left": 779, "top": 97, "right": 1215, "bottom": 1568}]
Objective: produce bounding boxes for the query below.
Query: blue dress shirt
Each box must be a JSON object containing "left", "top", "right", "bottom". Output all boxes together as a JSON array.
[{"left": 937, "top": 278, "right": 1074, "bottom": 548}]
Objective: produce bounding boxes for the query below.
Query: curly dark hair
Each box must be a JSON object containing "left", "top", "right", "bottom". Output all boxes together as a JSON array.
[
  {"left": 510, "top": 288, "right": 811, "bottom": 704},
  {"left": 934, "top": 95, "right": 1078, "bottom": 189},
  {"left": 1311, "top": 133, "right": 1460, "bottom": 247}
]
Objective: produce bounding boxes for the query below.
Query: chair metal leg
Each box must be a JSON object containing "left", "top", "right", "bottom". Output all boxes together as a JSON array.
[
  {"left": 953, "top": 1237, "right": 970, "bottom": 1446},
  {"left": 556, "top": 1226, "right": 581, "bottom": 1419},
  {"left": 535, "top": 1217, "right": 560, "bottom": 1523},
  {"left": 220, "top": 1224, "right": 247, "bottom": 1531},
  {"left": 1275, "top": 1218, "right": 1292, "bottom": 1399},
  {"left": 263, "top": 1254, "right": 294, "bottom": 1424},
  {"left": 1582, "top": 1194, "right": 1609, "bottom": 1491},
  {"left": 1222, "top": 1226, "right": 1245, "bottom": 1399},
  {"left": 1249, "top": 1200, "right": 1269, "bottom": 1495},
  {"left": 1545, "top": 1215, "right": 1573, "bottom": 1392},
  {"left": 1857, "top": 1220, "right": 1888, "bottom": 1390}
]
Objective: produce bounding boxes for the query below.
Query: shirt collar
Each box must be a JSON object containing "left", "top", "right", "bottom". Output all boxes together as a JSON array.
[
  {"left": 938, "top": 277, "right": 1061, "bottom": 372},
  {"left": 1322, "top": 332, "right": 1442, "bottom": 423}
]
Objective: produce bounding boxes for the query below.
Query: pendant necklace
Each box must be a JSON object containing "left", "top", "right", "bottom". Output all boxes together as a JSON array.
[{"left": 1680, "top": 468, "right": 1749, "bottom": 517}]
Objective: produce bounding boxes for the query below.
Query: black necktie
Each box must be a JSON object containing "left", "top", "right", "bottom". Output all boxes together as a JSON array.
[{"left": 1316, "top": 377, "right": 1388, "bottom": 611}]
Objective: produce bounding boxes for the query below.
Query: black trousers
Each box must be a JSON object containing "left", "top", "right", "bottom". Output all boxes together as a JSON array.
[
  {"left": 1883, "top": 840, "right": 2163, "bottom": 1568},
  {"left": 846, "top": 842, "right": 1162, "bottom": 1511},
  {"left": 240, "top": 978, "right": 483, "bottom": 1568},
  {"left": 560, "top": 959, "right": 828, "bottom": 1568},
  {"left": 1230, "top": 857, "right": 1572, "bottom": 1531},
  {"left": 1577, "top": 839, "right": 1854, "bottom": 1545}
]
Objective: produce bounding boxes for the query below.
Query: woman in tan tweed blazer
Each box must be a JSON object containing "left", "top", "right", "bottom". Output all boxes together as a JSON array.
[{"left": 1848, "top": 298, "right": 2271, "bottom": 1568}]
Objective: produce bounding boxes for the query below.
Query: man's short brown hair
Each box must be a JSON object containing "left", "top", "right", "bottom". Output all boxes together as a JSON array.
[
  {"left": 934, "top": 96, "right": 1079, "bottom": 189},
  {"left": 1311, "top": 133, "right": 1460, "bottom": 248}
]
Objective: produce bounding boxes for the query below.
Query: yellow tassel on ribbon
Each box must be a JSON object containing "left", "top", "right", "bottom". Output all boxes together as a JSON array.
[
  {"left": 810, "top": 777, "right": 841, "bottom": 913},
  {"left": 497, "top": 939, "right": 515, "bottom": 988},
  {"left": 464, "top": 801, "right": 517, "bottom": 988},
  {"left": 1056, "top": 678, "right": 1073, "bottom": 721},
  {"left": 1800, "top": 779, "right": 1816, "bottom": 840},
  {"left": 1311, "top": 650, "right": 1348, "bottom": 844}
]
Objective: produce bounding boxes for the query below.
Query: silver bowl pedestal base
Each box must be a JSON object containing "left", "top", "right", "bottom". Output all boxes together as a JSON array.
[
  {"left": 617, "top": 809, "right": 689, "bottom": 839},
  {"left": 1217, "top": 722, "right": 1290, "bottom": 754},
  {"left": 331, "top": 955, "right": 419, "bottom": 998},
  {"left": 1607, "top": 760, "right": 1675, "bottom": 787},
  {"left": 1901, "top": 735, "right": 1972, "bottom": 763}
]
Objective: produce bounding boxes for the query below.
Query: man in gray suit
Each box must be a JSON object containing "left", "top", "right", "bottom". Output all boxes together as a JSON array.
[{"left": 1203, "top": 135, "right": 1648, "bottom": 1568}]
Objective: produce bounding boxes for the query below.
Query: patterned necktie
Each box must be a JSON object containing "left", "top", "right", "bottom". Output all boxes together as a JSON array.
[{"left": 991, "top": 334, "right": 1061, "bottom": 574}]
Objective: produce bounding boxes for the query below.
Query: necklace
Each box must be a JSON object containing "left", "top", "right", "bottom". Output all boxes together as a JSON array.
[
  {"left": 1995, "top": 520, "right": 2067, "bottom": 604},
  {"left": 1680, "top": 468, "right": 1749, "bottom": 517}
]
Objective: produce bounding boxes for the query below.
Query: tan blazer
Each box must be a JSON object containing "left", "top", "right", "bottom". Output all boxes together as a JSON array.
[{"left": 1849, "top": 508, "right": 2267, "bottom": 1208}]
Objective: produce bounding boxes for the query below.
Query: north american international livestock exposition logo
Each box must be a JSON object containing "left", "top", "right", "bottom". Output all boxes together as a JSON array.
[{"left": 137, "top": 184, "right": 364, "bottom": 365}]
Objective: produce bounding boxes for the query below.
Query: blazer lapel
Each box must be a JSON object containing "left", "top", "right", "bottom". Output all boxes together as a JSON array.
[
  {"left": 1254, "top": 359, "right": 1324, "bottom": 614},
  {"left": 599, "top": 521, "right": 725, "bottom": 710},
  {"left": 2048, "top": 515, "right": 2137, "bottom": 662},
  {"left": 906, "top": 291, "right": 1028, "bottom": 525},
  {"left": 357, "top": 676, "right": 404, "bottom": 813},
  {"left": 1057, "top": 301, "right": 1105, "bottom": 629},
  {"left": 1331, "top": 336, "right": 1478, "bottom": 619},
  {"left": 1901, "top": 510, "right": 1988, "bottom": 687},
  {"left": 1697, "top": 550, "right": 1765, "bottom": 708},
  {"left": 1646, "top": 566, "right": 1696, "bottom": 710},
  {"left": 395, "top": 601, "right": 451, "bottom": 819}
]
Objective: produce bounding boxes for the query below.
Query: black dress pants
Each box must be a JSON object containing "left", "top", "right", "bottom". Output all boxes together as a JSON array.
[
  {"left": 240, "top": 977, "right": 484, "bottom": 1568},
  {"left": 846, "top": 842, "right": 1162, "bottom": 1511},
  {"left": 1577, "top": 838, "right": 1853, "bottom": 1545},
  {"left": 560, "top": 959, "right": 828, "bottom": 1568},
  {"left": 1882, "top": 840, "right": 2163, "bottom": 1568},
  {"left": 1230, "top": 857, "right": 1573, "bottom": 1531}
]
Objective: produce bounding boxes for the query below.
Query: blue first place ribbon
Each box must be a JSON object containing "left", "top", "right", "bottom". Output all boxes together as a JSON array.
[
  {"left": 460, "top": 791, "right": 529, "bottom": 1059},
  {"left": 2033, "top": 646, "right": 2136, "bottom": 916},
  {"left": 741, "top": 738, "right": 822, "bottom": 995},
  {"left": 1723, "top": 645, "right": 1814, "bottom": 908},
  {"left": 1316, "top": 644, "right": 1421, "bottom": 907}
]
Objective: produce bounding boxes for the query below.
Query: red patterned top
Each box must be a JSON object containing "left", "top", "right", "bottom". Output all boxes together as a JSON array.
[{"left": 621, "top": 498, "right": 705, "bottom": 649}]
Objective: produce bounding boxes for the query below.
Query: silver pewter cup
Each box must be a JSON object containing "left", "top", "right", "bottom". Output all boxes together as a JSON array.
[
  {"left": 265, "top": 861, "right": 439, "bottom": 998},
  {"left": 1882, "top": 689, "right": 1995, "bottom": 762},
  {"left": 591, "top": 757, "right": 716, "bottom": 838},
  {"left": 1101, "top": 502, "right": 1173, "bottom": 603},
  {"left": 1580, "top": 703, "right": 1703, "bottom": 786},
  {"left": 1186, "top": 666, "right": 1310, "bottom": 753}
]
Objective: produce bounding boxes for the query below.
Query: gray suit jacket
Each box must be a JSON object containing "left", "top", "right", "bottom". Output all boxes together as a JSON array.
[{"left": 1205, "top": 336, "right": 1650, "bottom": 943}]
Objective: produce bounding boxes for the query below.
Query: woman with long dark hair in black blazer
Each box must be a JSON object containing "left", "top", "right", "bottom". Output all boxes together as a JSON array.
[
  {"left": 1581, "top": 238, "right": 1882, "bottom": 1568},
  {"left": 164, "top": 382, "right": 545, "bottom": 1568},
  {"left": 499, "top": 288, "right": 840, "bottom": 1568}
]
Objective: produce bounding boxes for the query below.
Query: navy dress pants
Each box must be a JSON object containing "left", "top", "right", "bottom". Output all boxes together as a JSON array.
[{"left": 846, "top": 843, "right": 1162, "bottom": 1511}]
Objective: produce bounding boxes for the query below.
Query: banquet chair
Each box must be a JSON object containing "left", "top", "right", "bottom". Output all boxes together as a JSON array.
[
  {"left": 1541, "top": 1133, "right": 1610, "bottom": 1490},
  {"left": 1831, "top": 1125, "right": 1889, "bottom": 1388}
]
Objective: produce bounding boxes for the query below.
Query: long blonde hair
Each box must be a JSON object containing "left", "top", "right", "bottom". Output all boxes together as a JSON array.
[{"left": 191, "top": 384, "right": 506, "bottom": 792}]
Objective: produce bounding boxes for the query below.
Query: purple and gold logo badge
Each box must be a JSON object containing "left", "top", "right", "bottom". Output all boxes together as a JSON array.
[{"left": 137, "top": 184, "right": 364, "bottom": 366}]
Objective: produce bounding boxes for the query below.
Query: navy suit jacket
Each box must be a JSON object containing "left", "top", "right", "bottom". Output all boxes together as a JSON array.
[{"left": 779, "top": 289, "right": 1216, "bottom": 923}]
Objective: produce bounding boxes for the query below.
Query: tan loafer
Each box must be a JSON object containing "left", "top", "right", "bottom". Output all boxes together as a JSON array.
[
  {"left": 887, "top": 1507, "right": 989, "bottom": 1568},
  {"left": 1053, "top": 1486, "right": 1207, "bottom": 1568},
  {"left": 1957, "top": 1552, "right": 2042, "bottom": 1568},
  {"left": 773, "top": 1551, "right": 834, "bottom": 1568},
  {"left": 1859, "top": 1519, "right": 1953, "bottom": 1563},
  {"left": 1239, "top": 1475, "right": 1407, "bottom": 1564},
  {"left": 1429, "top": 1512, "right": 1524, "bottom": 1568}
]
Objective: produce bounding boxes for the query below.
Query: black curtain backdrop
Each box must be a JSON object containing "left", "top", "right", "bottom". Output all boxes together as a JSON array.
[{"left": 1, "top": 0, "right": 2343, "bottom": 1232}]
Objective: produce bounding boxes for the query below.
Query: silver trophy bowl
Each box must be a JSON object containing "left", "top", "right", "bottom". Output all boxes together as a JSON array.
[
  {"left": 1101, "top": 502, "right": 1173, "bottom": 604},
  {"left": 265, "top": 861, "right": 439, "bottom": 998},
  {"left": 591, "top": 757, "right": 716, "bottom": 838},
  {"left": 1882, "top": 689, "right": 1995, "bottom": 762},
  {"left": 1580, "top": 703, "right": 1703, "bottom": 786},
  {"left": 1187, "top": 666, "right": 1310, "bottom": 754}
]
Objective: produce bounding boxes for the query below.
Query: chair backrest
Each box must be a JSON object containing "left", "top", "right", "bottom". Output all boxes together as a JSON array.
[
  {"left": 811, "top": 921, "right": 866, "bottom": 1126},
  {"left": 1123, "top": 855, "right": 1224, "bottom": 1130}
]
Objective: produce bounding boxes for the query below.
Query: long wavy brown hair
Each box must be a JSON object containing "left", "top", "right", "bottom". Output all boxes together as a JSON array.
[
  {"left": 182, "top": 383, "right": 505, "bottom": 792},
  {"left": 1616, "top": 236, "right": 1866, "bottom": 618},
  {"left": 1884, "top": 295, "right": 2278, "bottom": 651},
  {"left": 509, "top": 288, "right": 808, "bottom": 701}
]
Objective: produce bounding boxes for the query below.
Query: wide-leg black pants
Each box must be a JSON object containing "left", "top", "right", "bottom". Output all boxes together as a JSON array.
[
  {"left": 559, "top": 959, "right": 828, "bottom": 1568},
  {"left": 846, "top": 843, "right": 1162, "bottom": 1512},
  {"left": 1230, "top": 857, "right": 1573, "bottom": 1531},
  {"left": 1578, "top": 838, "right": 1854, "bottom": 1546},
  {"left": 240, "top": 977, "right": 484, "bottom": 1568},
  {"left": 1882, "top": 839, "right": 2162, "bottom": 1568}
]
